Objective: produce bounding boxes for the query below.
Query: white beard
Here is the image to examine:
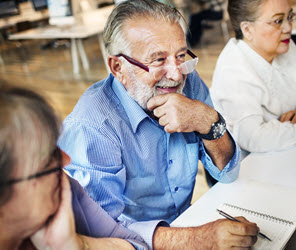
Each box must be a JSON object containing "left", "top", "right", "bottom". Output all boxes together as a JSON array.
[{"left": 126, "top": 66, "right": 186, "bottom": 110}]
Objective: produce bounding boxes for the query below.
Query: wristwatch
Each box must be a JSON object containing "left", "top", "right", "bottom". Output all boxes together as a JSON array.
[{"left": 195, "top": 111, "right": 226, "bottom": 140}]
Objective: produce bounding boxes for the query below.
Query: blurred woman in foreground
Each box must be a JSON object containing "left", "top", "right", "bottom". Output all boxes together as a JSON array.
[{"left": 0, "top": 87, "right": 147, "bottom": 249}]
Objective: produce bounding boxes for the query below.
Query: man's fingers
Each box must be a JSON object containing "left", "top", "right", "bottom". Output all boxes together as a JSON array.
[
  {"left": 228, "top": 235, "right": 258, "bottom": 248},
  {"left": 228, "top": 219, "right": 259, "bottom": 237},
  {"left": 147, "top": 94, "right": 170, "bottom": 111},
  {"left": 153, "top": 106, "right": 166, "bottom": 118},
  {"left": 158, "top": 116, "right": 169, "bottom": 128}
]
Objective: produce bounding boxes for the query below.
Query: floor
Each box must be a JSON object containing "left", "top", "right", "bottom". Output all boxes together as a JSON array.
[{"left": 0, "top": 20, "right": 234, "bottom": 204}]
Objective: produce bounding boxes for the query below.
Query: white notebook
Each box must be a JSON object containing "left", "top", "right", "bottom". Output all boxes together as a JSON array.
[{"left": 216, "top": 203, "right": 296, "bottom": 250}]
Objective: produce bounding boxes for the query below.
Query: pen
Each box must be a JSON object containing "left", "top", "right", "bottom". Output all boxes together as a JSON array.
[{"left": 217, "top": 209, "right": 272, "bottom": 242}]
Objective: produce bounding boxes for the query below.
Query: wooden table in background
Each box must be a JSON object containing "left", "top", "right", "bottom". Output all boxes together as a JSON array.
[{"left": 9, "top": 5, "right": 114, "bottom": 74}]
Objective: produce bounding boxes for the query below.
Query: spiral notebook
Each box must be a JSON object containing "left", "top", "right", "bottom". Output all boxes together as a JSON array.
[{"left": 216, "top": 203, "right": 296, "bottom": 250}]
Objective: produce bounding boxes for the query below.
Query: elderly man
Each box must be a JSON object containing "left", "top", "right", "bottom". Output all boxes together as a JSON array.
[{"left": 59, "top": 0, "right": 258, "bottom": 248}]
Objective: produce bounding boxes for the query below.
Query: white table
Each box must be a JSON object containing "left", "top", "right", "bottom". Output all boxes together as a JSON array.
[
  {"left": 171, "top": 147, "right": 296, "bottom": 249},
  {"left": 239, "top": 147, "right": 296, "bottom": 188},
  {"left": 8, "top": 5, "right": 114, "bottom": 74}
]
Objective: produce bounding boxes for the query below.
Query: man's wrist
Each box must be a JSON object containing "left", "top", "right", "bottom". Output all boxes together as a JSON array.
[{"left": 195, "top": 111, "right": 226, "bottom": 140}]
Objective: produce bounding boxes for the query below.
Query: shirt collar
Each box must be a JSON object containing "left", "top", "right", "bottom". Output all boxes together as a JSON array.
[
  {"left": 237, "top": 40, "right": 273, "bottom": 85},
  {"left": 237, "top": 39, "right": 292, "bottom": 83},
  {"left": 111, "top": 76, "right": 150, "bottom": 133}
]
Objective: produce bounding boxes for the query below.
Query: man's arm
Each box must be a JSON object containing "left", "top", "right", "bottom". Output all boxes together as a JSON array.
[
  {"left": 202, "top": 131, "right": 235, "bottom": 170},
  {"left": 152, "top": 218, "right": 258, "bottom": 249},
  {"left": 147, "top": 93, "right": 235, "bottom": 169}
]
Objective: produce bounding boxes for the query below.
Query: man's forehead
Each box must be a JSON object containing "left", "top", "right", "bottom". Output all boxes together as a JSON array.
[
  {"left": 148, "top": 46, "right": 187, "bottom": 58},
  {"left": 123, "top": 17, "right": 186, "bottom": 57}
]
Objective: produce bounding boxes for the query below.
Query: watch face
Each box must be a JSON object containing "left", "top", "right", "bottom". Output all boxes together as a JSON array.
[
  {"left": 213, "top": 122, "right": 226, "bottom": 139},
  {"left": 198, "top": 111, "right": 226, "bottom": 140}
]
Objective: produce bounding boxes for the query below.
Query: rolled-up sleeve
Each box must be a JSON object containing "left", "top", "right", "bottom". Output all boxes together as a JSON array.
[
  {"left": 199, "top": 131, "right": 241, "bottom": 183},
  {"left": 119, "top": 216, "right": 170, "bottom": 249}
]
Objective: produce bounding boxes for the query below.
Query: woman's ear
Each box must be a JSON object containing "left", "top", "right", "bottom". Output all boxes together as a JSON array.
[
  {"left": 108, "top": 55, "right": 125, "bottom": 83},
  {"left": 240, "top": 21, "right": 253, "bottom": 41}
]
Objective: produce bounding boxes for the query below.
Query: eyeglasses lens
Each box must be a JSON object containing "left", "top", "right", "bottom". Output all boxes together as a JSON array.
[{"left": 151, "top": 57, "right": 199, "bottom": 80}]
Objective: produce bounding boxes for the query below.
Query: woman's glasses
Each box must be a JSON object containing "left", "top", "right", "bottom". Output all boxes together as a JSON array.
[
  {"left": 256, "top": 12, "right": 296, "bottom": 29},
  {"left": 0, "top": 147, "right": 63, "bottom": 186}
]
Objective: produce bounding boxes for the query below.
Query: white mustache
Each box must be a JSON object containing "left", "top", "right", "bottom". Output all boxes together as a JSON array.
[{"left": 155, "top": 79, "right": 181, "bottom": 88}]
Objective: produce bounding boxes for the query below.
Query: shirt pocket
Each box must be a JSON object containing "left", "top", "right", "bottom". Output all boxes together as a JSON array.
[{"left": 185, "top": 142, "right": 199, "bottom": 179}]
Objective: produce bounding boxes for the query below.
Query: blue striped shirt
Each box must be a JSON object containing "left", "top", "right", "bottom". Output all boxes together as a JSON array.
[{"left": 58, "top": 72, "right": 240, "bottom": 248}]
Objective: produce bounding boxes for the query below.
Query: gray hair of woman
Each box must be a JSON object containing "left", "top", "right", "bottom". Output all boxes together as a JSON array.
[
  {"left": 103, "top": 0, "right": 183, "bottom": 57},
  {"left": 0, "top": 87, "right": 60, "bottom": 206},
  {"left": 228, "top": 0, "right": 264, "bottom": 39}
]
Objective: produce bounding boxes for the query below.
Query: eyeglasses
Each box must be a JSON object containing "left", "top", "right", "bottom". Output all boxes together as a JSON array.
[
  {"left": 0, "top": 147, "right": 63, "bottom": 187},
  {"left": 116, "top": 49, "right": 199, "bottom": 80},
  {"left": 256, "top": 12, "right": 296, "bottom": 29}
]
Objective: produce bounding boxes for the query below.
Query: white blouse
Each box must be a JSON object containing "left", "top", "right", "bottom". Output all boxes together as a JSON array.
[{"left": 210, "top": 38, "right": 296, "bottom": 155}]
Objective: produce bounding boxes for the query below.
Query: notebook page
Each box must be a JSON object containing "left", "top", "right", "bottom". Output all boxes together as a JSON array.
[
  {"left": 220, "top": 179, "right": 296, "bottom": 223},
  {"left": 215, "top": 203, "right": 296, "bottom": 250}
]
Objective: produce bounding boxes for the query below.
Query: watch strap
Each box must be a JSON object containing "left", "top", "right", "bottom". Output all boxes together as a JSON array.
[{"left": 195, "top": 111, "right": 226, "bottom": 140}]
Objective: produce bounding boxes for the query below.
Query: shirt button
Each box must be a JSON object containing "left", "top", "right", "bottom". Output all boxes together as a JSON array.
[
  {"left": 176, "top": 211, "right": 180, "bottom": 216},
  {"left": 174, "top": 186, "right": 179, "bottom": 192},
  {"left": 169, "top": 160, "right": 173, "bottom": 164}
]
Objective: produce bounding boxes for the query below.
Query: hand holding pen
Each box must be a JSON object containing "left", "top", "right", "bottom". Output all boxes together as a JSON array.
[{"left": 217, "top": 209, "right": 272, "bottom": 242}]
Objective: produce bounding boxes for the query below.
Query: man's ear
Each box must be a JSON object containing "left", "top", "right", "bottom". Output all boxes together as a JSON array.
[
  {"left": 108, "top": 55, "right": 125, "bottom": 83},
  {"left": 240, "top": 21, "right": 253, "bottom": 41}
]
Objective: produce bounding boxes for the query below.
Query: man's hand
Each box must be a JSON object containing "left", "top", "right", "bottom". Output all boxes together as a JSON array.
[
  {"left": 31, "top": 173, "right": 81, "bottom": 250},
  {"left": 147, "top": 93, "right": 235, "bottom": 169},
  {"left": 147, "top": 93, "right": 217, "bottom": 134},
  {"left": 153, "top": 218, "right": 259, "bottom": 249},
  {"left": 204, "top": 217, "right": 259, "bottom": 249},
  {"left": 280, "top": 110, "right": 296, "bottom": 124}
]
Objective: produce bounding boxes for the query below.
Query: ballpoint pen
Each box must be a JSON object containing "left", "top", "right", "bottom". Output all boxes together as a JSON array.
[{"left": 217, "top": 209, "right": 272, "bottom": 242}]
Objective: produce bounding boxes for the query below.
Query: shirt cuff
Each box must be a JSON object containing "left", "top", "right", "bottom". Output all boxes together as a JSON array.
[
  {"left": 126, "top": 239, "right": 149, "bottom": 250},
  {"left": 201, "top": 130, "right": 241, "bottom": 183},
  {"left": 127, "top": 220, "right": 169, "bottom": 250}
]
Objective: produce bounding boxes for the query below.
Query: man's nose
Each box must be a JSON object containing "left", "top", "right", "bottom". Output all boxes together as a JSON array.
[{"left": 164, "top": 60, "right": 182, "bottom": 82}]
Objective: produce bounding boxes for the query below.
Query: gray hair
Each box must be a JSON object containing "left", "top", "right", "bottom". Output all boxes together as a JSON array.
[
  {"left": 0, "top": 87, "right": 60, "bottom": 206},
  {"left": 228, "top": 0, "right": 265, "bottom": 39},
  {"left": 103, "top": 0, "right": 183, "bottom": 56}
]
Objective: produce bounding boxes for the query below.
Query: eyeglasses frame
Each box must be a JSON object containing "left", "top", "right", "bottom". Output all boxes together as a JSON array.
[
  {"left": 256, "top": 12, "right": 296, "bottom": 29},
  {"left": 116, "top": 49, "right": 198, "bottom": 73},
  {"left": 0, "top": 147, "right": 63, "bottom": 187}
]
